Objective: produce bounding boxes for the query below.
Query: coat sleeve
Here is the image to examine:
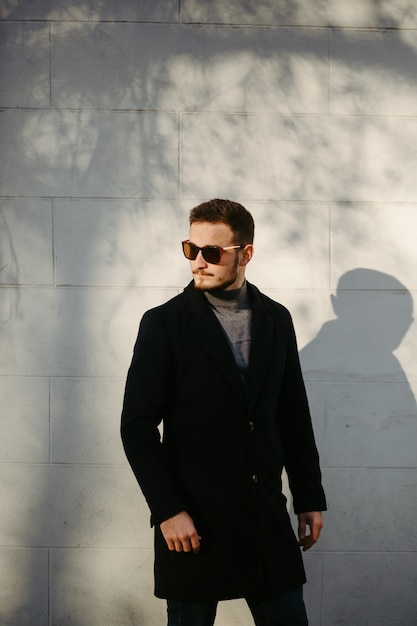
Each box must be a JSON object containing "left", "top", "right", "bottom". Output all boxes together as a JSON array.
[
  {"left": 120, "top": 308, "right": 187, "bottom": 526},
  {"left": 278, "top": 311, "right": 327, "bottom": 514}
]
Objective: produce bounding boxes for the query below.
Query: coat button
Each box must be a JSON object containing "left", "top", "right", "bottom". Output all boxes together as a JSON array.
[
  {"left": 249, "top": 421, "right": 255, "bottom": 431},
  {"left": 251, "top": 474, "right": 258, "bottom": 484}
]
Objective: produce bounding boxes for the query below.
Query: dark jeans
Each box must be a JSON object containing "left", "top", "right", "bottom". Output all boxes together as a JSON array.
[{"left": 167, "top": 587, "right": 308, "bottom": 626}]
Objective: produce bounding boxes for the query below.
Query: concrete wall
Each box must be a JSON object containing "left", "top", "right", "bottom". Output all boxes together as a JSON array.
[{"left": 1, "top": 1, "right": 417, "bottom": 624}]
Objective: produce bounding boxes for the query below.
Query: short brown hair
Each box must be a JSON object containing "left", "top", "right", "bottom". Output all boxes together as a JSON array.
[{"left": 189, "top": 199, "right": 254, "bottom": 245}]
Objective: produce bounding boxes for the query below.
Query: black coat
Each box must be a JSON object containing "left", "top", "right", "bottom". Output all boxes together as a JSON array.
[{"left": 121, "top": 281, "right": 326, "bottom": 602}]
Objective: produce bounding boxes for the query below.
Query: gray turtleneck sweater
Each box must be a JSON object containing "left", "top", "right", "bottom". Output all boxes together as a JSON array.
[{"left": 204, "top": 282, "right": 252, "bottom": 385}]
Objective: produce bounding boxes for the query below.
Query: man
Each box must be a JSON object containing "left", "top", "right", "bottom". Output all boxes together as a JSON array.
[{"left": 121, "top": 199, "right": 326, "bottom": 625}]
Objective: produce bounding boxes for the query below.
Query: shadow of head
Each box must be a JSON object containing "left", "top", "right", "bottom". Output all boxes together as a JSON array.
[{"left": 330, "top": 268, "right": 414, "bottom": 352}]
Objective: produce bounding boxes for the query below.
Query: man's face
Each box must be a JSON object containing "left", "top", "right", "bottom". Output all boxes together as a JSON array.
[{"left": 187, "top": 221, "right": 252, "bottom": 291}]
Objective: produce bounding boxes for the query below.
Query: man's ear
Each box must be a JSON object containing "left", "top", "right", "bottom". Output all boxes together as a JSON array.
[{"left": 240, "top": 244, "right": 254, "bottom": 266}]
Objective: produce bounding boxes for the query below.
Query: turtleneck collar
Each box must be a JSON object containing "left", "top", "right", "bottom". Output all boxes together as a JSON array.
[{"left": 204, "top": 281, "right": 250, "bottom": 310}]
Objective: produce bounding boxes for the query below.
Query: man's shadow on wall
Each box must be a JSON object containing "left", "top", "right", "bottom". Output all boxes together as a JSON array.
[
  {"left": 299, "top": 266, "right": 417, "bottom": 551},
  {"left": 300, "top": 267, "right": 414, "bottom": 386},
  {"left": 298, "top": 268, "right": 417, "bottom": 620}
]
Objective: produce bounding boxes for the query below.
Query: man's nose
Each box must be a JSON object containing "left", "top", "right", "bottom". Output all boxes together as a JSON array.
[{"left": 195, "top": 250, "right": 208, "bottom": 268}]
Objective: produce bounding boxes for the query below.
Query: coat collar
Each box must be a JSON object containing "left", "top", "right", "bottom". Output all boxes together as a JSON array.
[
  {"left": 247, "top": 285, "right": 274, "bottom": 413},
  {"left": 183, "top": 281, "right": 274, "bottom": 413}
]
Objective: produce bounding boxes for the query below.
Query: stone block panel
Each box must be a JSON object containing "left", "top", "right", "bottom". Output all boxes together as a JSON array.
[
  {"left": 52, "top": 23, "right": 329, "bottom": 114},
  {"left": 0, "top": 0, "right": 178, "bottom": 22},
  {"left": 54, "top": 199, "right": 190, "bottom": 287},
  {"left": 0, "top": 377, "right": 50, "bottom": 463},
  {"left": 0, "top": 198, "right": 53, "bottom": 286},
  {"left": 0, "top": 110, "right": 178, "bottom": 198},
  {"left": 331, "top": 30, "right": 417, "bottom": 116},
  {"left": 320, "top": 467, "right": 417, "bottom": 552},
  {"left": 0, "top": 286, "right": 177, "bottom": 377},
  {"left": 215, "top": 600, "right": 253, "bottom": 624},
  {"left": 322, "top": 552, "right": 417, "bottom": 625},
  {"left": 331, "top": 204, "right": 417, "bottom": 292},
  {"left": 50, "top": 548, "right": 164, "bottom": 626},
  {"left": 242, "top": 202, "right": 330, "bottom": 290},
  {"left": 324, "top": 382, "right": 417, "bottom": 468},
  {"left": 0, "top": 464, "right": 152, "bottom": 548},
  {"left": 326, "top": 0, "right": 417, "bottom": 28},
  {"left": 0, "top": 548, "right": 49, "bottom": 626},
  {"left": 182, "top": 0, "right": 417, "bottom": 28},
  {"left": 182, "top": 0, "right": 329, "bottom": 26},
  {"left": 0, "top": 22, "right": 50, "bottom": 108},
  {"left": 51, "top": 377, "right": 127, "bottom": 464},
  {"left": 180, "top": 114, "right": 417, "bottom": 202}
]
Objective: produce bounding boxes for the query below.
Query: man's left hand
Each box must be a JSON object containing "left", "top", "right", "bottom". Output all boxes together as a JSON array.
[{"left": 297, "top": 511, "right": 323, "bottom": 551}]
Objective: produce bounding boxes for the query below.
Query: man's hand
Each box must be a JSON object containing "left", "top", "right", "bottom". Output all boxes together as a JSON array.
[
  {"left": 298, "top": 511, "right": 323, "bottom": 551},
  {"left": 160, "top": 511, "right": 201, "bottom": 554}
]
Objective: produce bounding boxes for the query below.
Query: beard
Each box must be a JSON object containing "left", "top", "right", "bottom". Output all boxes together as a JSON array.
[{"left": 193, "top": 255, "right": 240, "bottom": 292}]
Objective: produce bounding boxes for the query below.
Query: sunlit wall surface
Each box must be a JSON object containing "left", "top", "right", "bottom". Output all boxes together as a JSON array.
[{"left": 1, "top": 1, "right": 417, "bottom": 624}]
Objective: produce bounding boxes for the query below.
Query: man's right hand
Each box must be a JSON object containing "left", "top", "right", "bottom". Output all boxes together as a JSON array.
[{"left": 160, "top": 511, "right": 201, "bottom": 554}]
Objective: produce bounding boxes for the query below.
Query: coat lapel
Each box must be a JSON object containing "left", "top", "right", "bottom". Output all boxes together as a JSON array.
[
  {"left": 247, "top": 285, "right": 275, "bottom": 414},
  {"left": 184, "top": 283, "right": 247, "bottom": 408}
]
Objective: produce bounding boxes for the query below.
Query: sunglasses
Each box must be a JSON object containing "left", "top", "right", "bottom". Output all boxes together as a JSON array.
[{"left": 182, "top": 240, "right": 243, "bottom": 265}]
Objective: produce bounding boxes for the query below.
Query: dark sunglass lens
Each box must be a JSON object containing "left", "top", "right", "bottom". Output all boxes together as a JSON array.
[
  {"left": 202, "top": 247, "right": 221, "bottom": 264},
  {"left": 183, "top": 241, "right": 198, "bottom": 260},
  {"left": 183, "top": 242, "right": 222, "bottom": 264}
]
